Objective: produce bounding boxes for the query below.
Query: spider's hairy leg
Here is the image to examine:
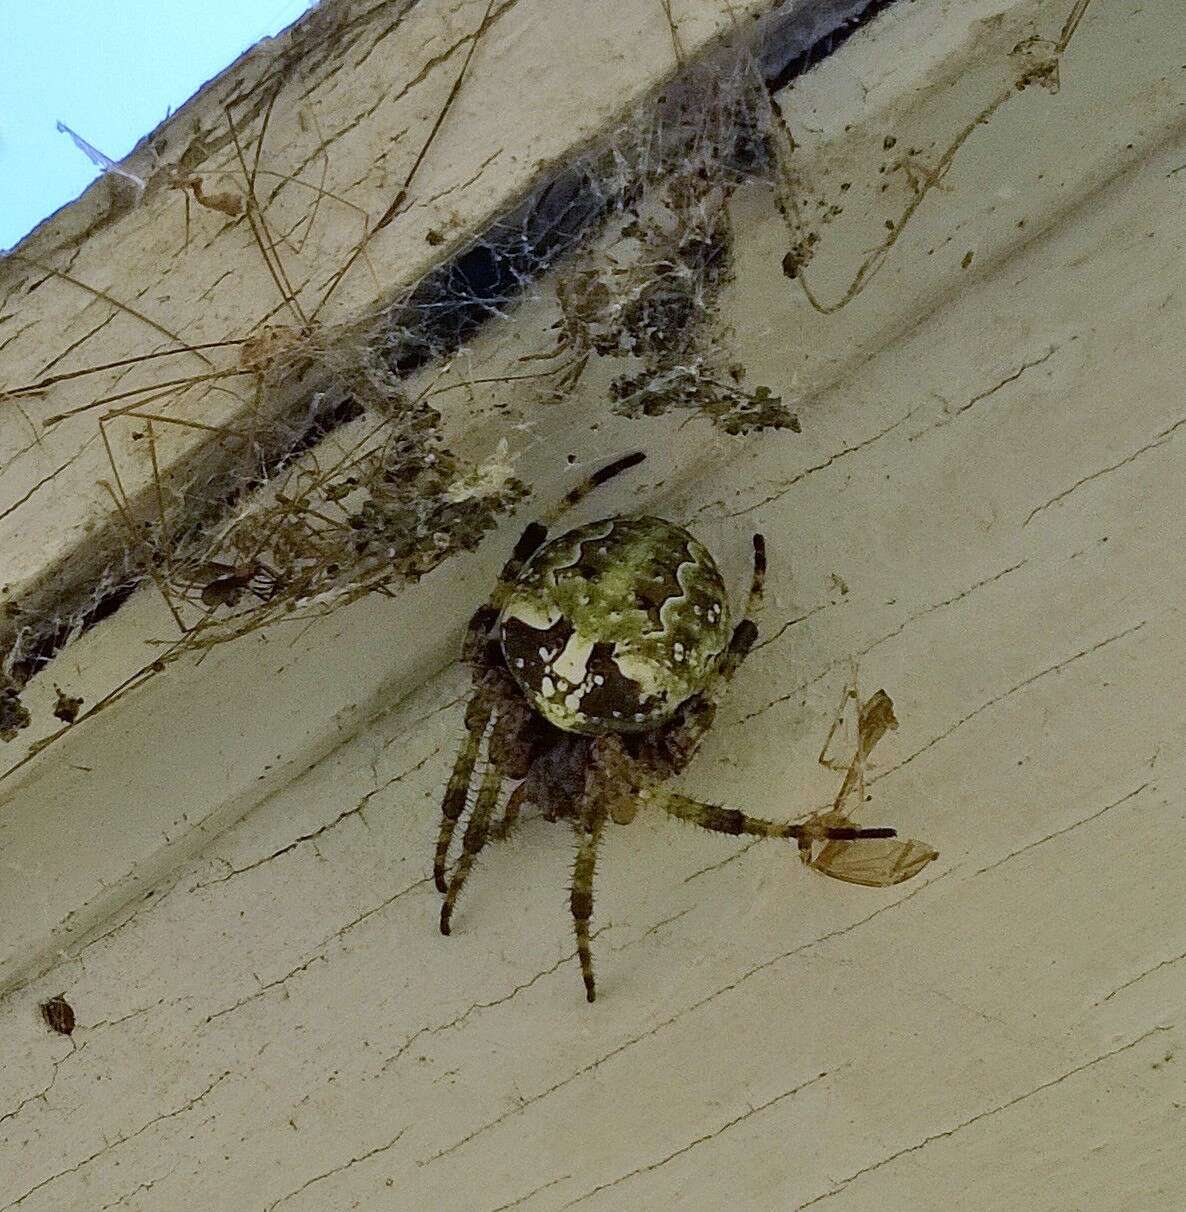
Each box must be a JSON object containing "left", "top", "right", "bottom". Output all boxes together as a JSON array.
[
  {"left": 481, "top": 519, "right": 552, "bottom": 621},
  {"left": 440, "top": 758, "right": 504, "bottom": 935},
  {"left": 492, "top": 779, "right": 528, "bottom": 840},
  {"left": 568, "top": 734, "right": 634, "bottom": 1000},
  {"left": 658, "top": 792, "right": 936, "bottom": 888},
  {"left": 456, "top": 509, "right": 558, "bottom": 661},
  {"left": 474, "top": 451, "right": 647, "bottom": 623},
  {"left": 658, "top": 791, "right": 896, "bottom": 845},
  {"left": 440, "top": 694, "right": 533, "bottom": 924},
  {"left": 744, "top": 531, "right": 767, "bottom": 618},
  {"left": 571, "top": 802, "right": 609, "bottom": 1003},
  {"left": 552, "top": 451, "right": 645, "bottom": 519},
  {"left": 436, "top": 687, "right": 495, "bottom": 893},
  {"left": 447, "top": 564, "right": 535, "bottom": 892},
  {"left": 713, "top": 531, "right": 766, "bottom": 686},
  {"left": 438, "top": 577, "right": 531, "bottom": 895}
]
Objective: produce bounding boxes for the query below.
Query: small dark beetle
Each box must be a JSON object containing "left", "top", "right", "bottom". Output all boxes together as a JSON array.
[{"left": 40, "top": 995, "right": 76, "bottom": 1037}]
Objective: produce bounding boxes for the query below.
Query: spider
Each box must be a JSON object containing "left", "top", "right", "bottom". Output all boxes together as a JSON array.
[{"left": 436, "top": 452, "right": 915, "bottom": 1001}]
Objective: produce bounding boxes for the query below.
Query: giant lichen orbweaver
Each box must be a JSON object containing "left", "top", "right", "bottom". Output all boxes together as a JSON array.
[{"left": 435, "top": 452, "right": 929, "bottom": 1001}]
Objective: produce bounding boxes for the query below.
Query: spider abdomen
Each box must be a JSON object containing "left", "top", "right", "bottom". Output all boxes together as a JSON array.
[{"left": 499, "top": 516, "right": 731, "bottom": 734}]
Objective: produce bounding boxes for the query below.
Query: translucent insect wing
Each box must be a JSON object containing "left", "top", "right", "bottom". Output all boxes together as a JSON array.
[{"left": 812, "top": 838, "right": 938, "bottom": 887}]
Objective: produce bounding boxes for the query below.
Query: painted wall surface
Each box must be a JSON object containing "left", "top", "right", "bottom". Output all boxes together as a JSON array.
[{"left": 1, "top": 1, "right": 1183, "bottom": 1209}]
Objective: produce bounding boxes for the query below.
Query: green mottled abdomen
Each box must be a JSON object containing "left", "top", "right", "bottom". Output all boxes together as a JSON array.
[{"left": 499, "top": 516, "right": 731, "bottom": 734}]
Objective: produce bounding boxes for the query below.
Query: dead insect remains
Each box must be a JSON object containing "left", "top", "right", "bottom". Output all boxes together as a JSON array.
[
  {"left": 436, "top": 454, "right": 935, "bottom": 1001},
  {"left": 51, "top": 686, "right": 84, "bottom": 725}
]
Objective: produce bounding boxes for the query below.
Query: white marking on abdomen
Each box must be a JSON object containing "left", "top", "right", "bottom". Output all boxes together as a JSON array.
[{"left": 552, "top": 633, "right": 595, "bottom": 685}]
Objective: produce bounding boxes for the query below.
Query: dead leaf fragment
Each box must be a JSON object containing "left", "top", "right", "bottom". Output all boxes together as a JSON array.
[{"left": 174, "top": 174, "right": 244, "bottom": 216}]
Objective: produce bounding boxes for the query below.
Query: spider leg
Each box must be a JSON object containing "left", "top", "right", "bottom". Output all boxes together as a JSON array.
[
  {"left": 743, "top": 531, "right": 766, "bottom": 616},
  {"left": 440, "top": 758, "right": 504, "bottom": 935},
  {"left": 435, "top": 688, "right": 495, "bottom": 892},
  {"left": 437, "top": 505, "right": 555, "bottom": 893},
  {"left": 437, "top": 504, "right": 552, "bottom": 894},
  {"left": 493, "top": 780, "right": 528, "bottom": 840},
  {"left": 713, "top": 531, "right": 766, "bottom": 683},
  {"left": 657, "top": 790, "right": 895, "bottom": 844},
  {"left": 553, "top": 450, "right": 646, "bottom": 517},
  {"left": 457, "top": 526, "right": 548, "bottom": 672},
  {"left": 570, "top": 801, "right": 610, "bottom": 1002},
  {"left": 466, "top": 451, "right": 648, "bottom": 646},
  {"left": 657, "top": 792, "right": 937, "bottom": 887}
]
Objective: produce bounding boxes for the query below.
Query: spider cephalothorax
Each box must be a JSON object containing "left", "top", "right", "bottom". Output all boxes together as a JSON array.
[{"left": 435, "top": 453, "right": 931, "bottom": 1001}]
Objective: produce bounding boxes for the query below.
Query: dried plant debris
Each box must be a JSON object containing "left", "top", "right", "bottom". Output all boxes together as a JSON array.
[
  {"left": 539, "top": 93, "right": 799, "bottom": 435},
  {"left": 0, "top": 327, "right": 527, "bottom": 757},
  {"left": 138, "top": 394, "right": 527, "bottom": 648},
  {"left": 0, "top": 17, "right": 534, "bottom": 745},
  {"left": 611, "top": 369, "right": 797, "bottom": 436},
  {"left": 0, "top": 685, "right": 32, "bottom": 742},
  {"left": 170, "top": 173, "right": 245, "bottom": 218},
  {"left": 0, "top": 56, "right": 798, "bottom": 759}
]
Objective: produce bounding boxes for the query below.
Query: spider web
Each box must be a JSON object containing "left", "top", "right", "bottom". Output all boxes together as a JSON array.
[{"left": 0, "top": 0, "right": 1092, "bottom": 772}]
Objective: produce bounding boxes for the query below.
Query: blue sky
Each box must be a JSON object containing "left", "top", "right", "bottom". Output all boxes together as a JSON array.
[{"left": 0, "top": 0, "right": 316, "bottom": 250}]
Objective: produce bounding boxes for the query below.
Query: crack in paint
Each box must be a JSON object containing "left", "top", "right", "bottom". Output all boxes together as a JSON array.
[
  {"left": 263, "top": 1127, "right": 407, "bottom": 1211},
  {"left": 715, "top": 406, "right": 919, "bottom": 522},
  {"left": 967, "top": 782, "right": 1152, "bottom": 884},
  {"left": 422, "top": 874, "right": 946, "bottom": 1167},
  {"left": 1096, "top": 941, "right": 1186, "bottom": 1006},
  {"left": 1024, "top": 414, "right": 1186, "bottom": 527},
  {"left": 733, "top": 558, "right": 1029, "bottom": 728},
  {"left": 909, "top": 347, "right": 1057, "bottom": 441},
  {"left": 560, "top": 1068, "right": 837, "bottom": 1207},
  {"left": 871, "top": 621, "right": 1147, "bottom": 781},
  {"left": 793, "top": 1027, "right": 1172, "bottom": 1209},
  {"left": 1, "top": 1071, "right": 231, "bottom": 1210}
]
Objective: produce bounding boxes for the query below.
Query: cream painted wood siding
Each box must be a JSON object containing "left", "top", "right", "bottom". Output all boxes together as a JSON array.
[{"left": 1, "top": 0, "right": 1184, "bottom": 1209}]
